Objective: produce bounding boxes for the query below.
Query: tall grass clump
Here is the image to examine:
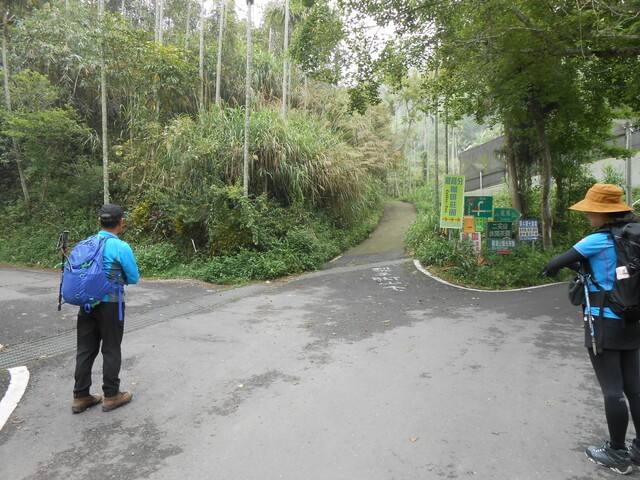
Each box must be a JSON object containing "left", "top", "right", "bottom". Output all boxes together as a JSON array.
[{"left": 1, "top": 94, "right": 392, "bottom": 285}]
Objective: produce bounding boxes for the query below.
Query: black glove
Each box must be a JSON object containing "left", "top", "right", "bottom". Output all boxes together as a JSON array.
[{"left": 542, "top": 248, "right": 585, "bottom": 278}]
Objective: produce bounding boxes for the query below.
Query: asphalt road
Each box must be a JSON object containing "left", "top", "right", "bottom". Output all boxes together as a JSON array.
[{"left": 0, "top": 201, "right": 621, "bottom": 479}]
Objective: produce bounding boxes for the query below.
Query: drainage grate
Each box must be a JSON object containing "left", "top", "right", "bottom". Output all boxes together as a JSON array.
[{"left": 0, "top": 300, "right": 207, "bottom": 370}]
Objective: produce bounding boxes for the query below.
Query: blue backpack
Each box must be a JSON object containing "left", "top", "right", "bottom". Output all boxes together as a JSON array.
[{"left": 61, "top": 236, "right": 123, "bottom": 319}]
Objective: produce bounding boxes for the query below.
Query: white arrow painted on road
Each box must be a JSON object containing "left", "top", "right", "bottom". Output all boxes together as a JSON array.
[{"left": 0, "top": 366, "right": 30, "bottom": 431}]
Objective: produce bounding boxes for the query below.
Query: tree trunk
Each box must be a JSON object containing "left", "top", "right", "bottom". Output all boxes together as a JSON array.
[
  {"left": 155, "top": 0, "right": 164, "bottom": 43},
  {"left": 2, "top": 10, "right": 29, "bottom": 206},
  {"left": 281, "top": 0, "right": 289, "bottom": 120},
  {"left": 155, "top": 0, "right": 159, "bottom": 42},
  {"left": 199, "top": 0, "right": 205, "bottom": 113},
  {"left": 504, "top": 127, "right": 524, "bottom": 214},
  {"left": 530, "top": 98, "right": 553, "bottom": 249},
  {"left": 243, "top": 1, "right": 253, "bottom": 196},
  {"left": 215, "top": 0, "right": 225, "bottom": 107},
  {"left": 303, "top": 75, "right": 308, "bottom": 113},
  {"left": 156, "top": 0, "right": 164, "bottom": 44},
  {"left": 444, "top": 105, "right": 449, "bottom": 174},
  {"left": 185, "top": 2, "right": 191, "bottom": 50},
  {"left": 99, "top": 0, "right": 110, "bottom": 204}
]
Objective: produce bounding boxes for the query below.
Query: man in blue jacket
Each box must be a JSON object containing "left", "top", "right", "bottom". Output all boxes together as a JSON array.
[{"left": 72, "top": 204, "right": 140, "bottom": 413}]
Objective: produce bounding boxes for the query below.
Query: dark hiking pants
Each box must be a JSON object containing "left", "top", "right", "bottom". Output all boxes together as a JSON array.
[{"left": 73, "top": 302, "right": 125, "bottom": 398}]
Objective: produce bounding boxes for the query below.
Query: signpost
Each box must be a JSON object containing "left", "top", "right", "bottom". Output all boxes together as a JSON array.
[
  {"left": 518, "top": 219, "right": 539, "bottom": 241},
  {"left": 487, "top": 217, "right": 516, "bottom": 254},
  {"left": 493, "top": 207, "right": 521, "bottom": 223},
  {"left": 464, "top": 196, "right": 493, "bottom": 218},
  {"left": 460, "top": 232, "right": 482, "bottom": 254},
  {"left": 487, "top": 221, "right": 514, "bottom": 239},
  {"left": 463, "top": 216, "right": 475, "bottom": 233},
  {"left": 488, "top": 238, "right": 517, "bottom": 254},
  {"left": 440, "top": 175, "right": 465, "bottom": 229}
]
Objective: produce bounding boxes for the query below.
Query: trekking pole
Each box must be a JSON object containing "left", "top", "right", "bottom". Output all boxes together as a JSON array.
[
  {"left": 582, "top": 273, "right": 597, "bottom": 354},
  {"left": 56, "top": 230, "right": 69, "bottom": 311}
]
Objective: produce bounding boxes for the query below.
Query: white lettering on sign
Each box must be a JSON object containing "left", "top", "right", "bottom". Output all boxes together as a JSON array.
[{"left": 372, "top": 266, "right": 407, "bottom": 291}]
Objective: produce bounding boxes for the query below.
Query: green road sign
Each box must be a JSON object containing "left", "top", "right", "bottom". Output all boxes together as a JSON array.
[
  {"left": 488, "top": 238, "right": 517, "bottom": 254},
  {"left": 464, "top": 196, "right": 493, "bottom": 218},
  {"left": 487, "top": 221, "right": 514, "bottom": 239},
  {"left": 493, "top": 207, "right": 521, "bottom": 223}
]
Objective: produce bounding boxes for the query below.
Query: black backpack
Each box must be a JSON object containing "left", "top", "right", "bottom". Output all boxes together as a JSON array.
[{"left": 590, "top": 223, "right": 640, "bottom": 322}]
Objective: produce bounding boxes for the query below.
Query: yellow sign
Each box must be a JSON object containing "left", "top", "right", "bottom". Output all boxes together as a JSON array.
[
  {"left": 463, "top": 216, "right": 475, "bottom": 233},
  {"left": 440, "top": 175, "right": 465, "bottom": 229}
]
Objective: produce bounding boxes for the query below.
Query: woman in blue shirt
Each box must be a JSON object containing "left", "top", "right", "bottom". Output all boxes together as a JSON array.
[{"left": 544, "top": 183, "right": 640, "bottom": 475}]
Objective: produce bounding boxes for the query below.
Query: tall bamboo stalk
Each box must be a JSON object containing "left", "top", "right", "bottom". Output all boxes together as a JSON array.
[
  {"left": 280, "top": 0, "right": 289, "bottom": 119},
  {"left": 243, "top": 0, "right": 254, "bottom": 196},
  {"left": 444, "top": 104, "right": 449, "bottom": 174},
  {"left": 185, "top": 2, "right": 191, "bottom": 50},
  {"left": 215, "top": 0, "right": 226, "bottom": 107},
  {"left": 199, "top": 0, "right": 205, "bottom": 112},
  {"left": 99, "top": 0, "right": 109, "bottom": 204},
  {"left": 2, "top": 9, "right": 29, "bottom": 206}
]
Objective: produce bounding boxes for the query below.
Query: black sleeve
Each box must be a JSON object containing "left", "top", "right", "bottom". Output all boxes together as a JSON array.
[{"left": 542, "top": 247, "right": 586, "bottom": 277}]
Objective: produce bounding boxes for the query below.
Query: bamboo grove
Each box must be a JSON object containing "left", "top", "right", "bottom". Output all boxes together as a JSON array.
[{"left": 0, "top": 0, "right": 399, "bottom": 280}]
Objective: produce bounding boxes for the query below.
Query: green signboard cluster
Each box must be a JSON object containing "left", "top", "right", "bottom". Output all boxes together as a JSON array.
[
  {"left": 487, "top": 221, "right": 514, "bottom": 239},
  {"left": 438, "top": 176, "right": 539, "bottom": 255},
  {"left": 464, "top": 196, "right": 493, "bottom": 218},
  {"left": 493, "top": 208, "right": 522, "bottom": 223}
]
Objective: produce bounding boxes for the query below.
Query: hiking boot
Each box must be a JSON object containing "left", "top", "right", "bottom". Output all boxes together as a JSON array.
[
  {"left": 586, "top": 441, "right": 633, "bottom": 475},
  {"left": 71, "top": 393, "right": 103, "bottom": 414},
  {"left": 629, "top": 439, "right": 640, "bottom": 466},
  {"left": 102, "top": 391, "right": 133, "bottom": 412}
]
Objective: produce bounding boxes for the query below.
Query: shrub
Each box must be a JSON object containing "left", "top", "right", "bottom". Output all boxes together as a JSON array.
[
  {"left": 405, "top": 184, "right": 577, "bottom": 289},
  {"left": 135, "top": 243, "right": 181, "bottom": 275}
]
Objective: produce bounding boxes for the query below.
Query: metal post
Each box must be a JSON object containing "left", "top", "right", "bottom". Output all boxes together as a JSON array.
[{"left": 626, "top": 122, "right": 633, "bottom": 206}]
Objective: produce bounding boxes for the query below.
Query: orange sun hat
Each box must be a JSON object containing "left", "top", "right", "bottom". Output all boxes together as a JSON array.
[{"left": 569, "top": 183, "right": 632, "bottom": 213}]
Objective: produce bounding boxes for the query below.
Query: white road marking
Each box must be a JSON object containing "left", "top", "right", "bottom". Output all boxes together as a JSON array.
[
  {"left": 0, "top": 366, "right": 30, "bottom": 431},
  {"left": 413, "top": 259, "right": 563, "bottom": 293}
]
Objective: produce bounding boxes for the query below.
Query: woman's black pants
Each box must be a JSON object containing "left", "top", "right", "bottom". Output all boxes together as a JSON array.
[{"left": 589, "top": 348, "right": 640, "bottom": 449}]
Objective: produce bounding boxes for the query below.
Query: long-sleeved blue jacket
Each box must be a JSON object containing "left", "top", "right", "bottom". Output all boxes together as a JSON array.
[{"left": 96, "top": 230, "right": 139, "bottom": 302}]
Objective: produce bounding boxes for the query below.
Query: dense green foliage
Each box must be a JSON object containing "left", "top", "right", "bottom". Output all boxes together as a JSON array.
[
  {"left": 0, "top": 193, "right": 381, "bottom": 283},
  {"left": 0, "top": 0, "right": 395, "bottom": 283},
  {"left": 341, "top": 0, "right": 640, "bottom": 248}
]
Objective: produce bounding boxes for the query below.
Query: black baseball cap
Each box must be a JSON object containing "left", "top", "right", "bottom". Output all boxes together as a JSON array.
[{"left": 99, "top": 204, "right": 126, "bottom": 221}]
